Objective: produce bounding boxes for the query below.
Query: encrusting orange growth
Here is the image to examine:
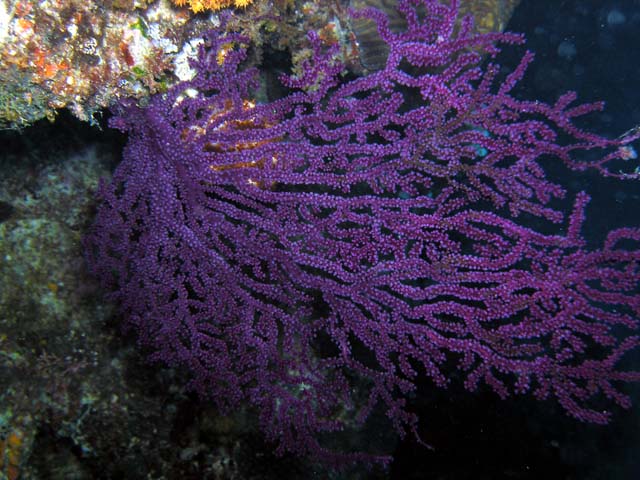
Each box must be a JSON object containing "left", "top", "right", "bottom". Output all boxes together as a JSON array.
[
  {"left": 1, "top": 430, "right": 24, "bottom": 480},
  {"left": 180, "top": 94, "right": 280, "bottom": 189},
  {"left": 172, "top": 0, "right": 253, "bottom": 13}
]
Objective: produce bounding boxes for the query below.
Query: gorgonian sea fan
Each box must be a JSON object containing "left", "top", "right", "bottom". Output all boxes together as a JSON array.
[{"left": 85, "top": 0, "right": 640, "bottom": 464}]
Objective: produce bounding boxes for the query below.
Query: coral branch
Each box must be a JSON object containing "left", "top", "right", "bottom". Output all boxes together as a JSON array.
[{"left": 86, "top": 0, "right": 640, "bottom": 465}]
